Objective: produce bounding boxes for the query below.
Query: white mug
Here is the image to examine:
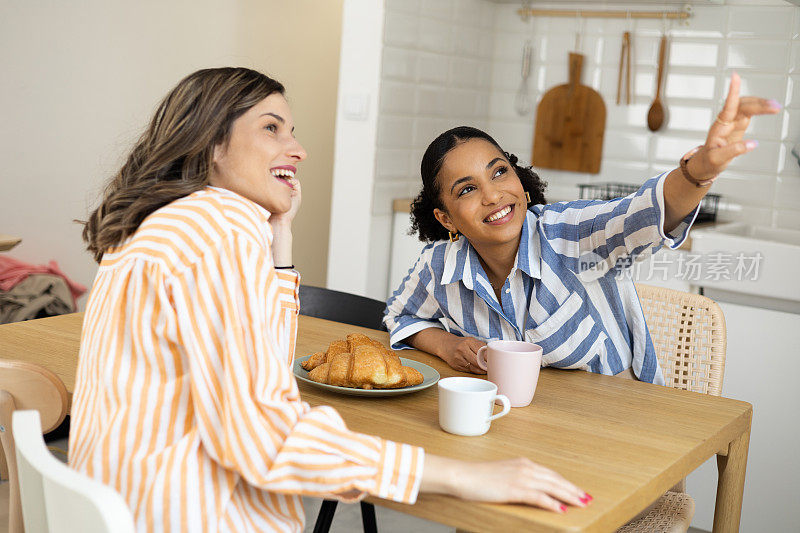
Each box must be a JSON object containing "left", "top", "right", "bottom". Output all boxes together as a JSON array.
[{"left": 438, "top": 377, "right": 511, "bottom": 436}]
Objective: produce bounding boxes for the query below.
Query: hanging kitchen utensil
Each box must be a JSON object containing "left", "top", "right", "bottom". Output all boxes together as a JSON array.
[
  {"left": 647, "top": 33, "right": 669, "bottom": 131},
  {"left": 532, "top": 52, "right": 606, "bottom": 174},
  {"left": 515, "top": 40, "right": 533, "bottom": 115},
  {"left": 617, "top": 31, "right": 632, "bottom": 105}
]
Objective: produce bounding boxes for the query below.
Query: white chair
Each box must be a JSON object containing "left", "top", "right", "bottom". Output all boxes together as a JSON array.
[{"left": 13, "top": 410, "right": 135, "bottom": 533}]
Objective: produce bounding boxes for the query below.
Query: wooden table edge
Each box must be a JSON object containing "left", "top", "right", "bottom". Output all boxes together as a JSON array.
[
  {"left": 582, "top": 402, "right": 752, "bottom": 532},
  {"left": 365, "top": 402, "right": 753, "bottom": 533}
]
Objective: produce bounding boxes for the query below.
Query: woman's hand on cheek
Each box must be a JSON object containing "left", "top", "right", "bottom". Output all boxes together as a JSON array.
[
  {"left": 269, "top": 178, "right": 302, "bottom": 230},
  {"left": 443, "top": 336, "right": 487, "bottom": 374},
  {"left": 269, "top": 179, "right": 300, "bottom": 266}
]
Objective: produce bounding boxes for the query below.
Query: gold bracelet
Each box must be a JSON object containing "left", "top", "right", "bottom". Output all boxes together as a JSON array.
[{"left": 679, "top": 146, "right": 717, "bottom": 188}]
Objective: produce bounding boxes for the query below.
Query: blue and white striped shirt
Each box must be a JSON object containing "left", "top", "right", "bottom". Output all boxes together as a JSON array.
[{"left": 384, "top": 173, "right": 699, "bottom": 385}]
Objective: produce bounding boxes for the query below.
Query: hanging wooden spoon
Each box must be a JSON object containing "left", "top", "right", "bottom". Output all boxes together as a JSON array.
[{"left": 647, "top": 34, "right": 668, "bottom": 132}]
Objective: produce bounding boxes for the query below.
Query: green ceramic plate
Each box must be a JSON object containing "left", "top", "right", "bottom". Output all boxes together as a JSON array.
[{"left": 293, "top": 355, "right": 440, "bottom": 397}]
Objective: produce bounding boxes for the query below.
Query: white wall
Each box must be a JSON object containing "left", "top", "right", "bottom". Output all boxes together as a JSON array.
[
  {"left": 1, "top": 0, "right": 237, "bottom": 308},
  {"left": 1, "top": 0, "right": 344, "bottom": 309},
  {"left": 327, "top": 0, "right": 385, "bottom": 296}
]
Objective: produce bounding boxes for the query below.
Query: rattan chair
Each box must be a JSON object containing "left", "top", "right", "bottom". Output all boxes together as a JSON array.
[{"left": 617, "top": 284, "right": 727, "bottom": 533}]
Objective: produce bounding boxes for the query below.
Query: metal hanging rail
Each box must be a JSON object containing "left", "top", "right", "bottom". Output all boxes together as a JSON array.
[{"left": 517, "top": 6, "right": 692, "bottom": 22}]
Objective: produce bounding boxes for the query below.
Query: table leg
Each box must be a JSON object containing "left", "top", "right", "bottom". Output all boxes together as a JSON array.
[{"left": 713, "top": 423, "right": 751, "bottom": 532}]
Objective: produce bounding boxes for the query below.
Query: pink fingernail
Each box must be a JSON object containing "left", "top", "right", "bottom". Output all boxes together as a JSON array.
[
  {"left": 767, "top": 99, "right": 782, "bottom": 109},
  {"left": 745, "top": 140, "right": 758, "bottom": 150},
  {"left": 559, "top": 504, "right": 568, "bottom": 513}
]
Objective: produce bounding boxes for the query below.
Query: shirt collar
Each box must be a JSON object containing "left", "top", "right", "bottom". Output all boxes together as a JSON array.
[{"left": 441, "top": 209, "right": 542, "bottom": 287}]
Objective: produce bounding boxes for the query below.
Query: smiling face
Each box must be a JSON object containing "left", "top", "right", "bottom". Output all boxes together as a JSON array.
[
  {"left": 209, "top": 93, "right": 306, "bottom": 213},
  {"left": 433, "top": 138, "right": 527, "bottom": 247}
]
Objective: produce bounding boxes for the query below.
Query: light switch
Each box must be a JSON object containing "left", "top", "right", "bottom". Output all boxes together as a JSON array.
[{"left": 343, "top": 94, "right": 370, "bottom": 121}]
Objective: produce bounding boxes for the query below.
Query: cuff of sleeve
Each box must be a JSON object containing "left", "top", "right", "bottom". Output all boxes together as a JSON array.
[
  {"left": 373, "top": 440, "right": 425, "bottom": 504},
  {"left": 388, "top": 320, "right": 444, "bottom": 350},
  {"left": 276, "top": 269, "right": 300, "bottom": 312},
  {"left": 653, "top": 172, "right": 700, "bottom": 250}
]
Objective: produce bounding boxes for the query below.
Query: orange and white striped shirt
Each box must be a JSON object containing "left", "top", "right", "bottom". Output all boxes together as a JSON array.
[{"left": 68, "top": 187, "right": 424, "bottom": 532}]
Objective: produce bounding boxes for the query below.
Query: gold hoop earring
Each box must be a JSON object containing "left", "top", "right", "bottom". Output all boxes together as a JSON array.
[
  {"left": 525, "top": 191, "right": 531, "bottom": 203},
  {"left": 448, "top": 231, "right": 459, "bottom": 242}
]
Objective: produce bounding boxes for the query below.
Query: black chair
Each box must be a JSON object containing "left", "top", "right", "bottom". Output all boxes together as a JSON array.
[
  {"left": 299, "top": 285, "right": 386, "bottom": 332},
  {"left": 298, "top": 285, "right": 384, "bottom": 533}
]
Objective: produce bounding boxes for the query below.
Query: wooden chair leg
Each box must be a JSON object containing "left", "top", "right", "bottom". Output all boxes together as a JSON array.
[
  {"left": 360, "top": 501, "right": 377, "bottom": 533},
  {"left": 0, "top": 391, "right": 22, "bottom": 533},
  {"left": 313, "top": 499, "right": 339, "bottom": 533},
  {"left": 0, "top": 439, "right": 8, "bottom": 480}
]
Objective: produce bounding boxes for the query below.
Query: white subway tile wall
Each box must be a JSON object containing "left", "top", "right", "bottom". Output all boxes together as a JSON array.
[
  {"left": 371, "top": 0, "right": 800, "bottom": 298},
  {"left": 375, "top": 0, "right": 493, "bottom": 219},
  {"left": 482, "top": 1, "right": 799, "bottom": 230}
]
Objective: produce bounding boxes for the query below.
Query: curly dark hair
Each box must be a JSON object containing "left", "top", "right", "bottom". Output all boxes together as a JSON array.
[{"left": 409, "top": 126, "right": 547, "bottom": 242}]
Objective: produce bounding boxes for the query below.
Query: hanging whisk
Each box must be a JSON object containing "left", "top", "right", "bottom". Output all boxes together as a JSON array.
[{"left": 514, "top": 40, "right": 533, "bottom": 115}]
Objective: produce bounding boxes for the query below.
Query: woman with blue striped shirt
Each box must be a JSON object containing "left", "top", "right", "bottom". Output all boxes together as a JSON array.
[{"left": 385, "top": 74, "right": 778, "bottom": 382}]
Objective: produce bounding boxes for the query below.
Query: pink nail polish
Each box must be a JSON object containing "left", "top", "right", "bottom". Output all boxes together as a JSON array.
[
  {"left": 767, "top": 99, "right": 782, "bottom": 109},
  {"left": 745, "top": 140, "right": 758, "bottom": 150},
  {"left": 559, "top": 504, "right": 567, "bottom": 513}
]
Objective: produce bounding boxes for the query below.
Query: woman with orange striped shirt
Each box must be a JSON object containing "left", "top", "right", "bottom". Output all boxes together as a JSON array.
[{"left": 69, "top": 67, "right": 590, "bottom": 532}]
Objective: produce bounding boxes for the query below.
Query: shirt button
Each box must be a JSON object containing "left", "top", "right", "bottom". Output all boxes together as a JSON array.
[{"left": 505, "top": 288, "right": 510, "bottom": 293}]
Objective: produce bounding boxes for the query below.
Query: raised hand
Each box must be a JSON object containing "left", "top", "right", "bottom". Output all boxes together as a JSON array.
[{"left": 690, "top": 72, "right": 781, "bottom": 181}]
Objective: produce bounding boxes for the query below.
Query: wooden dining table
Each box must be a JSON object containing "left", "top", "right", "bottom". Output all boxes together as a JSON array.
[{"left": 0, "top": 312, "right": 751, "bottom": 532}]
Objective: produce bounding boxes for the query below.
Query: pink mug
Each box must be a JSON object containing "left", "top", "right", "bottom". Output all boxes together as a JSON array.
[{"left": 476, "top": 340, "right": 543, "bottom": 407}]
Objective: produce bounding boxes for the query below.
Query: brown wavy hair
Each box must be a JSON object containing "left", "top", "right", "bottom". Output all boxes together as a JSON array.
[{"left": 81, "top": 67, "right": 285, "bottom": 262}]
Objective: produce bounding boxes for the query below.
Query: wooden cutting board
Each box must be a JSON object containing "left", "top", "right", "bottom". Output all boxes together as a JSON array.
[{"left": 532, "top": 52, "right": 606, "bottom": 174}]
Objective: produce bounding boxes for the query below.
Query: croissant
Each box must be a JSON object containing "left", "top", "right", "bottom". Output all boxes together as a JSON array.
[
  {"left": 307, "top": 344, "right": 424, "bottom": 389},
  {"left": 346, "top": 333, "right": 386, "bottom": 352},
  {"left": 301, "top": 334, "right": 389, "bottom": 371}
]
